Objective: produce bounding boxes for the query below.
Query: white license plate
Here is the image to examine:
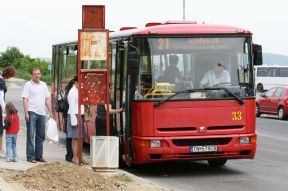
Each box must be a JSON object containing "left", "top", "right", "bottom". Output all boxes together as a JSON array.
[{"left": 190, "top": 145, "right": 217, "bottom": 152}]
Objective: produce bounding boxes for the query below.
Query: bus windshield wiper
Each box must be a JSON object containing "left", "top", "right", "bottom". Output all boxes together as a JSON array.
[
  {"left": 154, "top": 87, "right": 244, "bottom": 107},
  {"left": 211, "top": 87, "right": 244, "bottom": 105},
  {"left": 154, "top": 88, "right": 199, "bottom": 107}
]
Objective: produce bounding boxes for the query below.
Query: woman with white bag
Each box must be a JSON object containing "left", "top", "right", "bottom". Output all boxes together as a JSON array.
[{"left": 66, "top": 75, "right": 87, "bottom": 165}]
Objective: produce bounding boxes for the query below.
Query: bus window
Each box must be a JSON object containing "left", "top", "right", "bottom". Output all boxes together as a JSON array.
[
  {"left": 151, "top": 55, "right": 162, "bottom": 83},
  {"left": 110, "top": 42, "right": 117, "bottom": 101},
  {"left": 278, "top": 67, "right": 288, "bottom": 77},
  {"left": 267, "top": 67, "right": 278, "bottom": 77},
  {"left": 81, "top": 60, "right": 106, "bottom": 69},
  {"left": 139, "top": 55, "right": 152, "bottom": 93},
  {"left": 257, "top": 67, "right": 267, "bottom": 77},
  {"left": 64, "top": 45, "right": 77, "bottom": 81}
]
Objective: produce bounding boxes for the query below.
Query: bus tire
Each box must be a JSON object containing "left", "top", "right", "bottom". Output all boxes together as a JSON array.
[
  {"left": 257, "top": 83, "right": 264, "bottom": 92},
  {"left": 256, "top": 104, "right": 261, "bottom": 117},
  {"left": 208, "top": 159, "right": 227, "bottom": 167},
  {"left": 278, "top": 106, "right": 286, "bottom": 120}
]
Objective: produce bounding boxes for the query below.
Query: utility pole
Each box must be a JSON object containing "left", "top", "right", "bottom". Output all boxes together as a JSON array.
[{"left": 183, "top": 0, "right": 186, "bottom": 20}]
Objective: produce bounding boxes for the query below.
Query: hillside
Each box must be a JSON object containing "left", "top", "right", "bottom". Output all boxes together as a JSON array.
[{"left": 263, "top": 53, "right": 288, "bottom": 66}]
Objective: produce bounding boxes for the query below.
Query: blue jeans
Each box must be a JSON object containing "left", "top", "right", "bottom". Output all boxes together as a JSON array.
[
  {"left": 6, "top": 134, "right": 17, "bottom": 160},
  {"left": 26, "top": 111, "right": 46, "bottom": 160}
]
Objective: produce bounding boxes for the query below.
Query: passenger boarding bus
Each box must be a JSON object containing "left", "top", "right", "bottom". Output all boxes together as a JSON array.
[
  {"left": 255, "top": 65, "right": 288, "bottom": 92},
  {"left": 51, "top": 21, "right": 262, "bottom": 166}
]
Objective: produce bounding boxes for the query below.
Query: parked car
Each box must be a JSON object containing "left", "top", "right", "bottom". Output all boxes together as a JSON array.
[{"left": 256, "top": 87, "right": 288, "bottom": 120}]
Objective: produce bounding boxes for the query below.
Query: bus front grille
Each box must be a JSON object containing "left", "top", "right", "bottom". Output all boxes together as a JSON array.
[
  {"left": 157, "top": 127, "right": 197, "bottom": 132},
  {"left": 172, "top": 138, "right": 232, "bottom": 146},
  {"left": 207, "top": 125, "right": 244, "bottom": 131}
]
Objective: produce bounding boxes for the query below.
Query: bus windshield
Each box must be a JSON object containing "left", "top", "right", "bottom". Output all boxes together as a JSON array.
[{"left": 133, "top": 37, "right": 254, "bottom": 100}]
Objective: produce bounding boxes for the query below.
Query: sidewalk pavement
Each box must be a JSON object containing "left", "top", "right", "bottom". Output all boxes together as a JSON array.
[
  {"left": 0, "top": 128, "right": 72, "bottom": 191},
  {"left": 0, "top": 128, "right": 164, "bottom": 191}
]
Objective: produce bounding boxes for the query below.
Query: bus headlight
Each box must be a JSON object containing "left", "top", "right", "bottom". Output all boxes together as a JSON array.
[
  {"left": 240, "top": 136, "right": 257, "bottom": 144},
  {"left": 150, "top": 140, "right": 161, "bottom": 148},
  {"left": 240, "top": 137, "right": 250, "bottom": 144}
]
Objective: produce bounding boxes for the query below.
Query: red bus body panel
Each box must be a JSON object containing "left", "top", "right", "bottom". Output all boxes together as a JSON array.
[
  {"left": 131, "top": 99, "right": 256, "bottom": 164},
  {"left": 110, "top": 23, "right": 252, "bottom": 38}
]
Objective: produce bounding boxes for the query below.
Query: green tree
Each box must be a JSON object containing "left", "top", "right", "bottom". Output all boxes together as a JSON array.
[
  {"left": 14, "top": 57, "right": 50, "bottom": 83},
  {"left": 0, "top": 47, "right": 24, "bottom": 68},
  {"left": 0, "top": 46, "right": 51, "bottom": 84}
]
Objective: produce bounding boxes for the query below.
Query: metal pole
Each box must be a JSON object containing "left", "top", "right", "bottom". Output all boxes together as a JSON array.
[
  {"left": 183, "top": 0, "right": 185, "bottom": 20},
  {"left": 77, "top": 30, "right": 82, "bottom": 166}
]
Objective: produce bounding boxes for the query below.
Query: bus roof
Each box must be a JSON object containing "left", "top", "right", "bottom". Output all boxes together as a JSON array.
[
  {"left": 52, "top": 21, "right": 252, "bottom": 46},
  {"left": 110, "top": 21, "right": 252, "bottom": 38},
  {"left": 52, "top": 41, "right": 77, "bottom": 47}
]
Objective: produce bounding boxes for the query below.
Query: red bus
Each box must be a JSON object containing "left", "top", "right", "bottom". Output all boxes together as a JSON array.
[{"left": 51, "top": 21, "right": 262, "bottom": 166}]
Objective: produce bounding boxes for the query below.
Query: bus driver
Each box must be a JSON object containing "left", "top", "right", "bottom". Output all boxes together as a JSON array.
[{"left": 200, "top": 63, "right": 231, "bottom": 88}]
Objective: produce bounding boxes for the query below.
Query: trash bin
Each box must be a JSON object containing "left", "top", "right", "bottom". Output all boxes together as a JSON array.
[{"left": 90, "top": 136, "right": 119, "bottom": 168}]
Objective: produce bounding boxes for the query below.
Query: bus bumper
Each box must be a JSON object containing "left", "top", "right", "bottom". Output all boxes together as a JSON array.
[{"left": 132, "top": 133, "right": 257, "bottom": 165}]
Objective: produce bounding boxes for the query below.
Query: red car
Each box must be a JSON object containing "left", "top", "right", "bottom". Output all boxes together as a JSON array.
[{"left": 256, "top": 87, "right": 288, "bottom": 120}]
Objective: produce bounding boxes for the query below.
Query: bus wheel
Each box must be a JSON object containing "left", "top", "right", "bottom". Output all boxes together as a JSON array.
[
  {"left": 256, "top": 104, "right": 261, "bottom": 117},
  {"left": 257, "top": 83, "right": 264, "bottom": 92},
  {"left": 208, "top": 159, "right": 227, "bottom": 167},
  {"left": 278, "top": 106, "right": 286, "bottom": 120}
]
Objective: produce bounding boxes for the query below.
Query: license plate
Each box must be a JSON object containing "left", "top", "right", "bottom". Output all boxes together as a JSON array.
[{"left": 190, "top": 145, "right": 217, "bottom": 152}]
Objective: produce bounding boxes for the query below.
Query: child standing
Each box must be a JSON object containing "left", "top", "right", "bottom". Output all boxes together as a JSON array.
[
  {"left": 0, "top": 66, "right": 17, "bottom": 158},
  {"left": 4, "top": 102, "right": 20, "bottom": 162}
]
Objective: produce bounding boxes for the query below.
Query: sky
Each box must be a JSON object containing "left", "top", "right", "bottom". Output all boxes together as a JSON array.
[{"left": 0, "top": 0, "right": 287, "bottom": 58}]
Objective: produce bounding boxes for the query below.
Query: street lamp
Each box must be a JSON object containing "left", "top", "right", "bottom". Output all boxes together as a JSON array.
[{"left": 183, "top": 0, "right": 186, "bottom": 20}]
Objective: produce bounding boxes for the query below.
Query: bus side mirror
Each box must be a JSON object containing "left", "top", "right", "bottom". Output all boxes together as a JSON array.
[
  {"left": 253, "top": 44, "right": 263, "bottom": 66},
  {"left": 127, "top": 51, "right": 139, "bottom": 74}
]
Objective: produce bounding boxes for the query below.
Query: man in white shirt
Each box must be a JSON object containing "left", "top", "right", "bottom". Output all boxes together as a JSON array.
[
  {"left": 200, "top": 63, "right": 231, "bottom": 88},
  {"left": 22, "top": 68, "right": 53, "bottom": 163}
]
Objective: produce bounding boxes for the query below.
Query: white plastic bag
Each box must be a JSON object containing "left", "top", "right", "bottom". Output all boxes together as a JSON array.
[{"left": 46, "top": 118, "right": 59, "bottom": 142}]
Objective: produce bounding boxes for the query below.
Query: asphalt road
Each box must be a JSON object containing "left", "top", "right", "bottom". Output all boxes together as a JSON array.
[
  {"left": 6, "top": 79, "right": 288, "bottom": 191},
  {"left": 124, "top": 116, "right": 288, "bottom": 191}
]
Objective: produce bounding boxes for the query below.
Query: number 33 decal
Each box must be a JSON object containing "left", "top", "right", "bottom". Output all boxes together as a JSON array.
[{"left": 232, "top": 111, "right": 242, "bottom": 121}]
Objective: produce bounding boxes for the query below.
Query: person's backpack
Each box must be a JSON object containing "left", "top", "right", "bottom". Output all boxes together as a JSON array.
[
  {"left": 56, "top": 92, "right": 69, "bottom": 114},
  {"left": 62, "top": 95, "right": 69, "bottom": 114}
]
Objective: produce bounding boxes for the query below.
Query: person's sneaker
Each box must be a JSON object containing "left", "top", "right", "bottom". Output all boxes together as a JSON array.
[
  {"left": 0, "top": 151, "right": 5, "bottom": 158},
  {"left": 36, "top": 158, "right": 47, "bottom": 162},
  {"left": 27, "top": 159, "right": 37, "bottom": 163},
  {"left": 6, "top": 158, "right": 12, "bottom": 162},
  {"left": 12, "top": 158, "right": 18, "bottom": 162}
]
